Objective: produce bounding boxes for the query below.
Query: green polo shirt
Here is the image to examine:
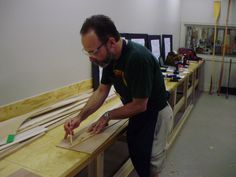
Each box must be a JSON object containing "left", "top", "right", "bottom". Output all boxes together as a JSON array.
[{"left": 101, "top": 40, "right": 167, "bottom": 110}]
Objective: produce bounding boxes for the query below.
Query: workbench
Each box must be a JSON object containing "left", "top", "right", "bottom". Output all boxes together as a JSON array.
[{"left": 0, "top": 60, "right": 204, "bottom": 177}]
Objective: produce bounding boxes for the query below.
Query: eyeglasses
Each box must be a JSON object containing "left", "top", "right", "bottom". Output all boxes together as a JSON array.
[{"left": 82, "top": 42, "right": 106, "bottom": 56}]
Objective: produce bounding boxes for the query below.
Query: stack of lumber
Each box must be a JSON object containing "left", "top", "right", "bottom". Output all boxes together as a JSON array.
[{"left": 0, "top": 89, "right": 117, "bottom": 159}]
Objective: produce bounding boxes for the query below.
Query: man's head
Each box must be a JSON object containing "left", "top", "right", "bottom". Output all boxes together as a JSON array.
[{"left": 80, "top": 15, "right": 121, "bottom": 68}]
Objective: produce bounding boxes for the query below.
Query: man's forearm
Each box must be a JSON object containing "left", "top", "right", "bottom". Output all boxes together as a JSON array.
[{"left": 77, "top": 87, "right": 109, "bottom": 121}]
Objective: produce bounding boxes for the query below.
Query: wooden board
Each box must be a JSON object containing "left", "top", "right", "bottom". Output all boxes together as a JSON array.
[
  {"left": 7, "top": 168, "right": 42, "bottom": 177},
  {"left": 57, "top": 119, "right": 128, "bottom": 154}
]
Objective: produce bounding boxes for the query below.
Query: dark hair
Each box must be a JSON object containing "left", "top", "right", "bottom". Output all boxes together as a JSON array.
[{"left": 80, "top": 15, "right": 120, "bottom": 43}]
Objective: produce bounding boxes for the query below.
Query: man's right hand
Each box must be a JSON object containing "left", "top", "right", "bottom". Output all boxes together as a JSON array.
[{"left": 64, "top": 117, "right": 81, "bottom": 139}]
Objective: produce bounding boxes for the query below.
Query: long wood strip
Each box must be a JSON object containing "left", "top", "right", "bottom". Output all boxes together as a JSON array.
[
  {"left": 5, "top": 88, "right": 92, "bottom": 126},
  {"left": 0, "top": 108, "right": 81, "bottom": 159},
  {"left": 46, "top": 115, "right": 76, "bottom": 130},
  {"left": 0, "top": 115, "right": 30, "bottom": 142},
  {"left": 47, "top": 94, "right": 119, "bottom": 131},
  {"left": 19, "top": 93, "right": 117, "bottom": 132},
  {"left": 209, "top": 0, "right": 221, "bottom": 94},
  {"left": 18, "top": 99, "right": 87, "bottom": 131},
  {"left": 18, "top": 101, "right": 87, "bottom": 134},
  {"left": 43, "top": 112, "right": 78, "bottom": 128},
  {"left": 19, "top": 92, "right": 116, "bottom": 132},
  {"left": 28, "top": 90, "right": 92, "bottom": 118},
  {"left": 217, "top": 0, "right": 231, "bottom": 95},
  {"left": 0, "top": 133, "right": 44, "bottom": 160},
  {"left": 0, "top": 126, "right": 47, "bottom": 151},
  {"left": 0, "top": 90, "right": 92, "bottom": 141}
]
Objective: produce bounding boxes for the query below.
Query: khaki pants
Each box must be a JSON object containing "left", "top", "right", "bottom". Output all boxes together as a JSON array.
[{"left": 150, "top": 103, "right": 173, "bottom": 176}]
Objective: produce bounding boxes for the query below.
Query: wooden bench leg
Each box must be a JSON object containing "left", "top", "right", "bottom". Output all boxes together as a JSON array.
[
  {"left": 88, "top": 152, "right": 104, "bottom": 177},
  {"left": 96, "top": 152, "right": 104, "bottom": 177}
]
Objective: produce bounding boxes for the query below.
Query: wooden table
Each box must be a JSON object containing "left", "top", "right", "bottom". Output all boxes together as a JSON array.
[
  {"left": 0, "top": 97, "right": 125, "bottom": 177},
  {"left": 166, "top": 60, "right": 204, "bottom": 147},
  {"left": 0, "top": 61, "right": 204, "bottom": 177}
]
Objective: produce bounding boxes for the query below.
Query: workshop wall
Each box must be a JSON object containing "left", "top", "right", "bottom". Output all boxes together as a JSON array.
[{"left": 0, "top": 0, "right": 182, "bottom": 105}]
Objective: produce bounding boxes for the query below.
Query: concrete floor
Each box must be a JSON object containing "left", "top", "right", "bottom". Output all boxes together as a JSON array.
[
  {"left": 77, "top": 93, "right": 236, "bottom": 177},
  {"left": 129, "top": 93, "right": 236, "bottom": 177},
  {"left": 158, "top": 93, "right": 236, "bottom": 177}
]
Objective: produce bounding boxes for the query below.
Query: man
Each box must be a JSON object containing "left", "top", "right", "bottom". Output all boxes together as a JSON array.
[{"left": 64, "top": 15, "right": 173, "bottom": 177}]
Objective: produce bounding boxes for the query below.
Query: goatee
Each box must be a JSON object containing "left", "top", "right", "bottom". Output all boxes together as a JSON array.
[{"left": 94, "top": 53, "right": 113, "bottom": 68}]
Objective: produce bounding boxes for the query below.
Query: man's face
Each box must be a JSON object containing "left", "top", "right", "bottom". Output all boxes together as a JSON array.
[{"left": 81, "top": 31, "right": 113, "bottom": 68}]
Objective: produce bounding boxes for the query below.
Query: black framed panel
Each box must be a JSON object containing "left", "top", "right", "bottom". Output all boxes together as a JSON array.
[
  {"left": 162, "top": 34, "right": 173, "bottom": 62},
  {"left": 91, "top": 64, "right": 100, "bottom": 90},
  {"left": 91, "top": 64, "right": 103, "bottom": 90},
  {"left": 127, "top": 33, "right": 149, "bottom": 49},
  {"left": 120, "top": 33, "right": 129, "bottom": 39},
  {"left": 148, "top": 35, "right": 161, "bottom": 61}
]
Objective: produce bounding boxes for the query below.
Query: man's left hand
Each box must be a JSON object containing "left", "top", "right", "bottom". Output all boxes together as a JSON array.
[{"left": 87, "top": 116, "right": 109, "bottom": 134}]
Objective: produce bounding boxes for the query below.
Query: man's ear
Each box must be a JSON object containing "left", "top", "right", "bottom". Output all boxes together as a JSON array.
[{"left": 107, "top": 37, "right": 116, "bottom": 48}]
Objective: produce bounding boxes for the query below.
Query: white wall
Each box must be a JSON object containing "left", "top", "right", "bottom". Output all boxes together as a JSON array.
[
  {"left": 198, "top": 55, "right": 236, "bottom": 92},
  {"left": 0, "top": 0, "right": 182, "bottom": 106},
  {"left": 181, "top": 0, "right": 236, "bottom": 25},
  {"left": 180, "top": 0, "right": 236, "bottom": 92}
]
